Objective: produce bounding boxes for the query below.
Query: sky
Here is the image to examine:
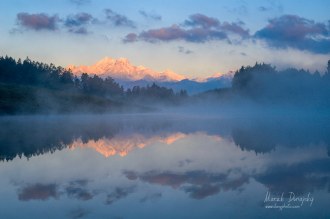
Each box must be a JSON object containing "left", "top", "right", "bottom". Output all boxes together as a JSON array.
[{"left": 0, "top": 0, "right": 329, "bottom": 78}]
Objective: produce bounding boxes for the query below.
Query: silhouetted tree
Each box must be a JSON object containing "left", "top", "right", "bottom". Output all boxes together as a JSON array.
[
  {"left": 0, "top": 56, "right": 75, "bottom": 88},
  {"left": 178, "top": 89, "right": 188, "bottom": 98},
  {"left": 0, "top": 55, "right": 190, "bottom": 114},
  {"left": 231, "top": 61, "right": 330, "bottom": 106}
]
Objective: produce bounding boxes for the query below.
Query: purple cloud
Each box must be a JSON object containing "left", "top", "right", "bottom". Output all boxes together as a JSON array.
[
  {"left": 105, "top": 9, "right": 135, "bottom": 28},
  {"left": 16, "top": 13, "right": 59, "bottom": 31},
  {"left": 185, "top": 14, "right": 249, "bottom": 37},
  {"left": 139, "top": 25, "right": 227, "bottom": 43},
  {"left": 123, "top": 33, "right": 138, "bottom": 43},
  {"left": 139, "top": 25, "right": 189, "bottom": 42},
  {"left": 255, "top": 15, "right": 330, "bottom": 54},
  {"left": 220, "top": 21, "right": 250, "bottom": 38},
  {"left": 124, "top": 13, "right": 249, "bottom": 43},
  {"left": 141, "top": 25, "right": 184, "bottom": 41},
  {"left": 15, "top": 9, "right": 136, "bottom": 35}
]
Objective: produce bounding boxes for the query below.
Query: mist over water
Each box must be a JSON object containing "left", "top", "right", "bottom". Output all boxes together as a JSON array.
[
  {"left": 1, "top": 0, "right": 330, "bottom": 216},
  {"left": 1, "top": 57, "right": 330, "bottom": 219},
  {"left": 0, "top": 114, "right": 329, "bottom": 218}
]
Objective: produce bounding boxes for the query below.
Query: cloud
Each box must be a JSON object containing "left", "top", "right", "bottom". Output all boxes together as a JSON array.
[
  {"left": 139, "top": 10, "right": 162, "bottom": 21},
  {"left": 64, "top": 12, "right": 95, "bottom": 34},
  {"left": 18, "top": 183, "right": 59, "bottom": 201},
  {"left": 123, "top": 170, "right": 249, "bottom": 199},
  {"left": 65, "top": 179, "right": 94, "bottom": 201},
  {"left": 154, "top": 25, "right": 226, "bottom": 42},
  {"left": 139, "top": 25, "right": 190, "bottom": 42},
  {"left": 124, "top": 13, "right": 249, "bottom": 43},
  {"left": 220, "top": 21, "right": 250, "bottom": 38},
  {"left": 17, "top": 180, "right": 95, "bottom": 202},
  {"left": 64, "top": 12, "right": 93, "bottom": 27},
  {"left": 184, "top": 13, "right": 220, "bottom": 29},
  {"left": 255, "top": 15, "right": 330, "bottom": 54},
  {"left": 68, "top": 27, "right": 89, "bottom": 34},
  {"left": 105, "top": 9, "right": 135, "bottom": 28},
  {"left": 125, "top": 25, "right": 228, "bottom": 43},
  {"left": 105, "top": 187, "right": 135, "bottom": 205},
  {"left": 15, "top": 9, "right": 135, "bottom": 34},
  {"left": 16, "top": 13, "right": 59, "bottom": 31},
  {"left": 123, "top": 33, "right": 138, "bottom": 43}
]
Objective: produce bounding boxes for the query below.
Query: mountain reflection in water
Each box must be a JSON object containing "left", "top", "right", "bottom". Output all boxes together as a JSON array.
[
  {"left": 0, "top": 114, "right": 329, "bottom": 219},
  {"left": 1, "top": 114, "right": 329, "bottom": 160}
]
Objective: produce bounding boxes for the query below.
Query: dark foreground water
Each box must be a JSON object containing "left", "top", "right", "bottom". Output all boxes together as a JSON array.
[{"left": 0, "top": 114, "right": 329, "bottom": 219}]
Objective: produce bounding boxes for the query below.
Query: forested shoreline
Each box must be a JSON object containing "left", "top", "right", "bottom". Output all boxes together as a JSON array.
[
  {"left": 0, "top": 55, "right": 329, "bottom": 115},
  {"left": 0, "top": 56, "right": 187, "bottom": 114}
]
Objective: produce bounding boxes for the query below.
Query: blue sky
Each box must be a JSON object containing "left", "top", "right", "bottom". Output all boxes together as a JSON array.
[{"left": 0, "top": 0, "right": 329, "bottom": 78}]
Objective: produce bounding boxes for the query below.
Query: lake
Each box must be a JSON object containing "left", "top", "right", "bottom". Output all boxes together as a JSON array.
[{"left": 0, "top": 114, "right": 329, "bottom": 219}]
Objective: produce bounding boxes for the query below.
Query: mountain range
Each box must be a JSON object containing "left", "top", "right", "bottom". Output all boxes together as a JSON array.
[{"left": 68, "top": 57, "right": 233, "bottom": 94}]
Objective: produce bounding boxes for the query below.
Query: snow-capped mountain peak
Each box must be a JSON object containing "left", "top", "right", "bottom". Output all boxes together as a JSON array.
[{"left": 67, "top": 57, "right": 186, "bottom": 82}]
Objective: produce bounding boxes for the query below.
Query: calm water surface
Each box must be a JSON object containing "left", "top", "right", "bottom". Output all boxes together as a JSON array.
[{"left": 0, "top": 114, "right": 329, "bottom": 219}]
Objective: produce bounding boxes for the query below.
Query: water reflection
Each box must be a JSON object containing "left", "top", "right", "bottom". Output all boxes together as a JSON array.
[
  {"left": 70, "top": 133, "right": 186, "bottom": 157},
  {"left": 123, "top": 170, "right": 249, "bottom": 199},
  {"left": 0, "top": 115, "right": 176, "bottom": 160},
  {"left": 18, "top": 183, "right": 59, "bottom": 201},
  {"left": 1, "top": 115, "right": 329, "bottom": 160},
  {"left": 231, "top": 116, "right": 330, "bottom": 154},
  {"left": 0, "top": 114, "right": 329, "bottom": 218},
  {"left": 256, "top": 159, "right": 330, "bottom": 194}
]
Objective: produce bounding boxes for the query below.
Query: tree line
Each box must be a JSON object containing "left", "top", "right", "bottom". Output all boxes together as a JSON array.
[
  {"left": 0, "top": 56, "right": 189, "bottom": 114},
  {"left": 1, "top": 55, "right": 330, "bottom": 114},
  {"left": 0, "top": 56, "right": 187, "bottom": 101},
  {"left": 230, "top": 61, "right": 330, "bottom": 106}
]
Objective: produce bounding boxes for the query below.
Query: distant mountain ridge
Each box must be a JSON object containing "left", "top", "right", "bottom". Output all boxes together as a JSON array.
[
  {"left": 67, "top": 57, "right": 233, "bottom": 94},
  {"left": 67, "top": 57, "right": 186, "bottom": 82},
  {"left": 118, "top": 76, "right": 233, "bottom": 95}
]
